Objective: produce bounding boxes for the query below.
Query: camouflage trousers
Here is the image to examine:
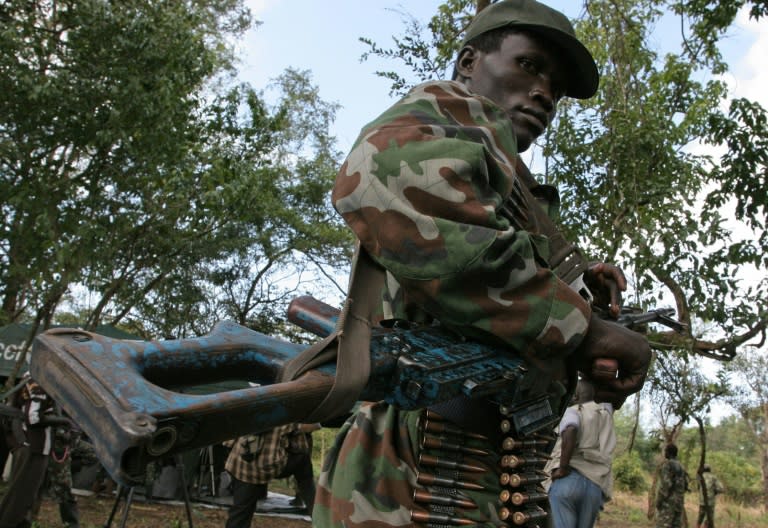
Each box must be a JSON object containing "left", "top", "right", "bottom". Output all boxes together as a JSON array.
[
  {"left": 48, "top": 437, "right": 98, "bottom": 504},
  {"left": 313, "top": 402, "right": 552, "bottom": 528},
  {"left": 655, "top": 504, "right": 684, "bottom": 528}
]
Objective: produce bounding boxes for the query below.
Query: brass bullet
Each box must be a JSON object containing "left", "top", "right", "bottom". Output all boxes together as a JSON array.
[
  {"left": 510, "top": 508, "right": 548, "bottom": 526},
  {"left": 424, "top": 409, "right": 446, "bottom": 421},
  {"left": 499, "top": 472, "right": 547, "bottom": 487},
  {"left": 413, "top": 489, "right": 478, "bottom": 510},
  {"left": 417, "top": 471, "right": 485, "bottom": 491},
  {"left": 419, "top": 453, "right": 485, "bottom": 473},
  {"left": 501, "top": 455, "right": 548, "bottom": 469},
  {"left": 509, "top": 491, "right": 548, "bottom": 506},
  {"left": 423, "top": 419, "right": 489, "bottom": 440},
  {"left": 422, "top": 434, "right": 490, "bottom": 457},
  {"left": 501, "top": 437, "right": 549, "bottom": 451},
  {"left": 411, "top": 509, "right": 478, "bottom": 526}
]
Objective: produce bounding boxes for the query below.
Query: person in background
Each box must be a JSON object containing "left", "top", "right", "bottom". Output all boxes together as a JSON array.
[
  {"left": 655, "top": 443, "right": 689, "bottom": 528},
  {"left": 545, "top": 380, "right": 616, "bottom": 528},
  {"left": 41, "top": 413, "right": 98, "bottom": 528},
  {"left": 697, "top": 464, "right": 724, "bottom": 528},
  {"left": 0, "top": 375, "right": 54, "bottom": 528},
  {"left": 224, "top": 423, "right": 319, "bottom": 528}
]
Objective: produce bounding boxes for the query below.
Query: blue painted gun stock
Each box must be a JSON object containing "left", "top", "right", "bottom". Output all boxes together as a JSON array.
[{"left": 30, "top": 295, "right": 541, "bottom": 486}]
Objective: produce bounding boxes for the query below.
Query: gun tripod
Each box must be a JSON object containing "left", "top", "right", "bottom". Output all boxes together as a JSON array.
[{"left": 104, "top": 453, "right": 195, "bottom": 528}]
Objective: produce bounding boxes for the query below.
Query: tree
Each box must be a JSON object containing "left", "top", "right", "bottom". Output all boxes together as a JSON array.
[
  {"left": 726, "top": 349, "right": 768, "bottom": 511},
  {"left": 0, "top": 1, "right": 352, "bottom": 381},
  {"left": 0, "top": 0, "right": 253, "bottom": 378}
]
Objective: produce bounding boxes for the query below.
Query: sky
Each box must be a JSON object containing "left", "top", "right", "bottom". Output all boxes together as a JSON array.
[{"left": 237, "top": 1, "right": 768, "bottom": 154}]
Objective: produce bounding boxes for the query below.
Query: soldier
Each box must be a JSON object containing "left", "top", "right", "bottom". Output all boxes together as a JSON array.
[
  {"left": 655, "top": 444, "right": 689, "bottom": 528},
  {"left": 44, "top": 419, "right": 97, "bottom": 528},
  {"left": 0, "top": 375, "right": 54, "bottom": 528},
  {"left": 313, "top": 1, "right": 651, "bottom": 527},
  {"left": 697, "top": 464, "right": 724, "bottom": 528}
]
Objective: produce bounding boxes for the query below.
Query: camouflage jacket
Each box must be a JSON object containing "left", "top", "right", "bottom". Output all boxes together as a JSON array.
[
  {"left": 332, "top": 80, "right": 591, "bottom": 365},
  {"left": 656, "top": 458, "right": 688, "bottom": 510},
  {"left": 699, "top": 472, "right": 723, "bottom": 503}
]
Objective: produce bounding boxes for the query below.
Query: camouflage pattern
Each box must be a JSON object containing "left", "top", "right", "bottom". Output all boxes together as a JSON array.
[
  {"left": 332, "top": 80, "right": 591, "bottom": 367},
  {"left": 314, "top": 403, "right": 507, "bottom": 528},
  {"left": 697, "top": 471, "right": 723, "bottom": 526},
  {"left": 698, "top": 471, "right": 723, "bottom": 505},
  {"left": 45, "top": 427, "right": 97, "bottom": 528},
  {"left": 655, "top": 458, "right": 688, "bottom": 528},
  {"left": 320, "top": 80, "right": 595, "bottom": 528},
  {"left": 47, "top": 430, "right": 97, "bottom": 501}
]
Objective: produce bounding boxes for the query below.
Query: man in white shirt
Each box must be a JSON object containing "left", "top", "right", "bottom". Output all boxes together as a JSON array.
[{"left": 545, "top": 380, "right": 616, "bottom": 528}]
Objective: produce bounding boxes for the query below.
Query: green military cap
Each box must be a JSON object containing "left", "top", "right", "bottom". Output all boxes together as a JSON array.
[{"left": 461, "top": 0, "right": 599, "bottom": 99}]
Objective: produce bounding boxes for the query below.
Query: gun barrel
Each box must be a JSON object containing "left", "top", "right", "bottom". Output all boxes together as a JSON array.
[{"left": 287, "top": 295, "right": 339, "bottom": 337}]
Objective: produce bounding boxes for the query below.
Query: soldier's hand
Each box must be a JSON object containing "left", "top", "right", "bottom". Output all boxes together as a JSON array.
[
  {"left": 584, "top": 262, "right": 626, "bottom": 318},
  {"left": 573, "top": 315, "right": 651, "bottom": 408}
]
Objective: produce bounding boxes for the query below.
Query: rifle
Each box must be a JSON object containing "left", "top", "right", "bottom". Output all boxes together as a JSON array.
[{"left": 29, "top": 295, "right": 682, "bottom": 486}]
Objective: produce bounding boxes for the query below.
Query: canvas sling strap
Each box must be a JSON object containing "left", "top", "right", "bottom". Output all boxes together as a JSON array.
[
  {"left": 280, "top": 159, "right": 589, "bottom": 424},
  {"left": 511, "top": 157, "right": 590, "bottom": 289},
  {"left": 279, "top": 244, "right": 385, "bottom": 424}
]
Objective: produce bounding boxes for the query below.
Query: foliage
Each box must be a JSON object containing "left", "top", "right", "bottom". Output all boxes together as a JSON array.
[
  {"left": 359, "top": 0, "right": 475, "bottom": 97},
  {"left": 0, "top": 0, "right": 352, "bottom": 359},
  {"left": 705, "top": 414, "right": 759, "bottom": 459},
  {"left": 706, "top": 451, "right": 762, "bottom": 504},
  {"left": 614, "top": 402, "right": 660, "bottom": 471},
  {"left": 613, "top": 451, "right": 650, "bottom": 492},
  {"left": 645, "top": 352, "right": 728, "bottom": 446},
  {"left": 723, "top": 348, "right": 768, "bottom": 509}
]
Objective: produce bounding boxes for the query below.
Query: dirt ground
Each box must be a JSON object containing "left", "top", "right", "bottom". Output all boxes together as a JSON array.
[
  {"left": 34, "top": 491, "right": 309, "bottom": 528},
  {"left": 32, "top": 489, "right": 768, "bottom": 528}
]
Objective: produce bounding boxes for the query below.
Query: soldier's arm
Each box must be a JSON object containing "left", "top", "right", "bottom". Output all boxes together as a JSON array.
[{"left": 332, "top": 84, "right": 590, "bottom": 358}]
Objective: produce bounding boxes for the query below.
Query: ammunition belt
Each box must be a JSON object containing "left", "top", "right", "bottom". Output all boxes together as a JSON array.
[{"left": 410, "top": 404, "right": 554, "bottom": 528}]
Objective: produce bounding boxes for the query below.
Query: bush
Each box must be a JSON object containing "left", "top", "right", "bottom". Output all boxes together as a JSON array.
[{"left": 613, "top": 451, "right": 649, "bottom": 492}]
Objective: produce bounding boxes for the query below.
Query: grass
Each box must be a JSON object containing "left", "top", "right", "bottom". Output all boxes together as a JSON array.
[{"left": 599, "top": 490, "right": 768, "bottom": 528}]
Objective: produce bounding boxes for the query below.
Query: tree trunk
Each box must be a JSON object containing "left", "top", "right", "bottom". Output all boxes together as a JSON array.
[
  {"left": 628, "top": 391, "right": 641, "bottom": 452},
  {"left": 762, "top": 446, "right": 768, "bottom": 513},
  {"left": 696, "top": 416, "right": 713, "bottom": 528}
]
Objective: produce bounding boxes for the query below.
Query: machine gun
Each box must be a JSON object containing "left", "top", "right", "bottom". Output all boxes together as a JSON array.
[
  {"left": 615, "top": 307, "right": 687, "bottom": 333},
  {"left": 29, "top": 296, "right": 683, "bottom": 486}
]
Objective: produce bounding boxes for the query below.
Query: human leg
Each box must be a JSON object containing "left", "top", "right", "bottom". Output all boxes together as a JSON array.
[
  {"left": 48, "top": 455, "right": 80, "bottom": 528},
  {"left": 224, "top": 477, "right": 268, "bottom": 528},
  {"left": 282, "top": 452, "right": 315, "bottom": 514},
  {"left": 573, "top": 473, "right": 604, "bottom": 528},
  {"left": 548, "top": 472, "right": 581, "bottom": 528},
  {"left": 0, "top": 448, "right": 49, "bottom": 528},
  {"left": 58, "top": 500, "right": 80, "bottom": 528}
]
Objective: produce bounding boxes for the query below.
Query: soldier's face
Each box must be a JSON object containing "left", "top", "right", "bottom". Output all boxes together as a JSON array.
[{"left": 458, "top": 32, "right": 567, "bottom": 152}]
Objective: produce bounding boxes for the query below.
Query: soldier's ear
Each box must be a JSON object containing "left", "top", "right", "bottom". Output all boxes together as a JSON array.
[{"left": 455, "top": 46, "right": 479, "bottom": 80}]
